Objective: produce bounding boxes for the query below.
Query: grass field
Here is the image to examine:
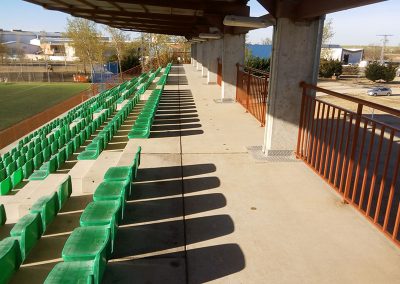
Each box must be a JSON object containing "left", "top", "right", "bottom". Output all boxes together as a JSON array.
[{"left": 0, "top": 82, "right": 89, "bottom": 131}]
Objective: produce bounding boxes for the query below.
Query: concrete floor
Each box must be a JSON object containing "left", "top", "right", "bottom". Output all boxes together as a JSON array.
[{"left": 8, "top": 64, "right": 400, "bottom": 283}]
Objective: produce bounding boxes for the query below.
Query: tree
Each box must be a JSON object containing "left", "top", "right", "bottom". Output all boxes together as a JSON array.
[
  {"left": 65, "top": 18, "right": 105, "bottom": 77},
  {"left": 319, "top": 59, "right": 342, "bottom": 78},
  {"left": 365, "top": 62, "right": 396, "bottom": 82},
  {"left": 321, "top": 19, "right": 335, "bottom": 59},
  {"left": 261, "top": 37, "right": 272, "bottom": 45},
  {"left": 106, "top": 27, "right": 128, "bottom": 77}
]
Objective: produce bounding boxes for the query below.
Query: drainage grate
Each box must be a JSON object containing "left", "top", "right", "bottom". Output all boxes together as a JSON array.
[{"left": 246, "top": 146, "right": 299, "bottom": 162}]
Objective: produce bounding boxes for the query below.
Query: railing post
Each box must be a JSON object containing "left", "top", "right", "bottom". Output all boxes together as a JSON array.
[
  {"left": 235, "top": 63, "right": 240, "bottom": 102},
  {"left": 245, "top": 67, "right": 251, "bottom": 113},
  {"left": 296, "top": 82, "right": 307, "bottom": 158},
  {"left": 343, "top": 103, "right": 363, "bottom": 202}
]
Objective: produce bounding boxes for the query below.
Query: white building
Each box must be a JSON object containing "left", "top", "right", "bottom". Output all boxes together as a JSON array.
[{"left": 321, "top": 44, "right": 364, "bottom": 65}]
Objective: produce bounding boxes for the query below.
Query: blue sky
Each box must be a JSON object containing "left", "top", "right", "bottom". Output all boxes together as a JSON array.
[{"left": 0, "top": 0, "right": 399, "bottom": 46}]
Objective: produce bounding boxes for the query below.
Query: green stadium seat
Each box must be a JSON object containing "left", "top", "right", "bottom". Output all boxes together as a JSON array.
[
  {"left": 44, "top": 253, "right": 106, "bottom": 284},
  {"left": 30, "top": 192, "right": 59, "bottom": 233},
  {"left": 9, "top": 212, "right": 43, "bottom": 261},
  {"left": 11, "top": 167, "right": 23, "bottom": 188},
  {"left": 34, "top": 144, "right": 41, "bottom": 156},
  {"left": 26, "top": 148, "right": 34, "bottom": 161},
  {"left": 0, "top": 168, "right": 6, "bottom": 182},
  {"left": 6, "top": 161, "right": 17, "bottom": 176},
  {"left": 0, "top": 177, "right": 12, "bottom": 195},
  {"left": 42, "top": 146, "right": 51, "bottom": 162},
  {"left": 0, "top": 204, "right": 6, "bottom": 226},
  {"left": 80, "top": 200, "right": 121, "bottom": 251},
  {"left": 77, "top": 138, "right": 104, "bottom": 161},
  {"left": 62, "top": 226, "right": 111, "bottom": 262},
  {"left": 22, "top": 159, "right": 34, "bottom": 179},
  {"left": 93, "top": 180, "right": 129, "bottom": 216},
  {"left": 33, "top": 153, "right": 43, "bottom": 170},
  {"left": 51, "top": 141, "right": 59, "bottom": 155},
  {"left": 30, "top": 156, "right": 57, "bottom": 180},
  {"left": 57, "top": 176, "right": 72, "bottom": 210},
  {"left": 0, "top": 238, "right": 22, "bottom": 284}
]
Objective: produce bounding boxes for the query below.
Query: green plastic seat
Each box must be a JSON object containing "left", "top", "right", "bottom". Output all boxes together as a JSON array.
[
  {"left": 0, "top": 177, "right": 12, "bottom": 195},
  {"left": 65, "top": 141, "right": 74, "bottom": 159},
  {"left": 0, "top": 168, "right": 6, "bottom": 182},
  {"left": 6, "top": 161, "right": 16, "bottom": 176},
  {"left": 57, "top": 176, "right": 72, "bottom": 210},
  {"left": 93, "top": 180, "right": 129, "bottom": 216},
  {"left": 42, "top": 146, "right": 51, "bottom": 162},
  {"left": 25, "top": 148, "right": 34, "bottom": 161},
  {"left": 10, "top": 212, "right": 43, "bottom": 261},
  {"left": 62, "top": 226, "right": 111, "bottom": 262},
  {"left": 0, "top": 204, "right": 6, "bottom": 226},
  {"left": 11, "top": 167, "right": 23, "bottom": 188},
  {"left": 77, "top": 138, "right": 103, "bottom": 161},
  {"left": 33, "top": 153, "right": 43, "bottom": 170},
  {"left": 16, "top": 156, "right": 26, "bottom": 168},
  {"left": 128, "top": 128, "right": 150, "bottom": 139},
  {"left": 22, "top": 159, "right": 34, "bottom": 179},
  {"left": 0, "top": 238, "right": 22, "bottom": 284},
  {"left": 51, "top": 141, "right": 59, "bottom": 155},
  {"left": 80, "top": 200, "right": 121, "bottom": 251},
  {"left": 56, "top": 148, "right": 66, "bottom": 169},
  {"left": 30, "top": 192, "right": 59, "bottom": 232},
  {"left": 44, "top": 253, "right": 106, "bottom": 284}
]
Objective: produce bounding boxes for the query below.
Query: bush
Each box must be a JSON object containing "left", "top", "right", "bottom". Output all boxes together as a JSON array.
[
  {"left": 365, "top": 62, "right": 396, "bottom": 82},
  {"left": 319, "top": 59, "right": 342, "bottom": 78},
  {"left": 246, "top": 56, "right": 270, "bottom": 73},
  {"left": 342, "top": 65, "right": 360, "bottom": 75},
  {"left": 382, "top": 64, "right": 396, "bottom": 82}
]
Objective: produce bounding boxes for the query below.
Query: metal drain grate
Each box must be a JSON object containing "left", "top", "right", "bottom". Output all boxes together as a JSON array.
[{"left": 246, "top": 146, "right": 299, "bottom": 162}]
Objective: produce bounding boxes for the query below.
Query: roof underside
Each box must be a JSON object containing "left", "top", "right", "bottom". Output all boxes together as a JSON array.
[{"left": 24, "top": 0, "right": 385, "bottom": 37}]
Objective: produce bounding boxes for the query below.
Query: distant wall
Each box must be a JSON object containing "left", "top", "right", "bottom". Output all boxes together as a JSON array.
[{"left": 247, "top": 44, "right": 272, "bottom": 59}]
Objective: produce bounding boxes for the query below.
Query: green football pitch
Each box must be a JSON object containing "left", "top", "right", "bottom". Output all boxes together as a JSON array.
[{"left": 0, "top": 82, "right": 90, "bottom": 131}]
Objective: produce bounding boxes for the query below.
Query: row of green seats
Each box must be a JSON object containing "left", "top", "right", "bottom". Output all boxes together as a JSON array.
[
  {"left": 77, "top": 97, "right": 138, "bottom": 160},
  {"left": 128, "top": 87, "right": 164, "bottom": 139},
  {"left": 0, "top": 176, "right": 72, "bottom": 284},
  {"left": 44, "top": 147, "right": 141, "bottom": 284}
]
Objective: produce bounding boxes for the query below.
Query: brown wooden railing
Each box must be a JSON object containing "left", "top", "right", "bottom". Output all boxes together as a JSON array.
[
  {"left": 235, "top": 64, "right": 269, "bottom": 126},
  {"left": 297, "top": 82, "right": 400, "bottom": 247},
  {"left": 217, "top": 58, "right": 222, "bottom": 86}
]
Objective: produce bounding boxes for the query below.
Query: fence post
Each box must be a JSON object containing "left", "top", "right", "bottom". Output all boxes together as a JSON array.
[
  {"left": 296, "top": 82, "right": 307, "bottom": 158},
  {"left": 261, "top": 74, "right": 268, "bottom": 126},
  {"left": 343, "top": 103, "right": 363, "bottom": 202},
  {"left": 245, "top": 67, "right": 251, "bottom": 113},
  {"left": 235, "top": 63, "right": 240, "bottom": 102}
]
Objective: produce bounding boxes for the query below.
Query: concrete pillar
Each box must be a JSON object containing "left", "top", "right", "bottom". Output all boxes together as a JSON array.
[
  {"left": 207, "top": 39, "right": 222, "bottom": 84},
  {"left": 196, "top": 42, "right": 203, "bottom": 71},
  {"left": 221, "top": 34, "right": 245, "bottom": 101},
  {"left": 201, "top": 41, "right": 209, "bottom": 77},
  {"left": 263, "top": 17, "right": 324, "bottom": 157},
  {"left": 191, "top": 44, "right": 197, "bottom": 67}
]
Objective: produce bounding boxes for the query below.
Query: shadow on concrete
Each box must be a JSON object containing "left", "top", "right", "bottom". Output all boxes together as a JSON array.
[
  {"left": 131, "top": 176, "right": 221, "bottom": 200},
  {"left": 122, "top": 193, "right": 226, "bottom": 225},
  {"left": 136, "top": 163, "right": 216, "bottom": 182}
]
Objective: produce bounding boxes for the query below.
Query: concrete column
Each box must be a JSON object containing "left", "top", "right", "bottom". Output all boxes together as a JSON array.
[
  {"left": 263, "top": 17, "right": 324, "bottom": 157},
  {"left": 196, "top": 42, "right": 203, "bottom": 71},
  {"left": 192, "top": 44, "right": 197, "bottom": 67},
  {"left": 207, "top": 39, "right": 222, "bottom": 84},
  {"left": 221, "top": 34, "right": 245, "bottom": 101},
  {"left": 201, "top": 41, "right": 209, "bottom": 77}
]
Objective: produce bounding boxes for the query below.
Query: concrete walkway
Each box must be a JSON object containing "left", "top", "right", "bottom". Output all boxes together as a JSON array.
[{"left": 103, "top": 65, "right": 400, "bottom": 283}]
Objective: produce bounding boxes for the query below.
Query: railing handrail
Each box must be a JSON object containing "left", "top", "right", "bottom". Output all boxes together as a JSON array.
[
  {"left": 237, "top": 63, "right": 269, "bottom": 77},
  {"left": 300, "top": 81, "right": 400, "bottom": 118}
]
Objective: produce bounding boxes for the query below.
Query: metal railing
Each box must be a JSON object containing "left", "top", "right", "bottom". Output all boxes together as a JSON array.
[
  {"left": 296, "top": 82, "right": 400, "bottom": 246},
  {"left": 104, "top": 64, "right": 142, "bottom": 87},
  {"left": 235, "top": 64, "right": 269, "bottom": 126},
  {"left": 217, "top": 58, "right": 222, "bottom": 86}
]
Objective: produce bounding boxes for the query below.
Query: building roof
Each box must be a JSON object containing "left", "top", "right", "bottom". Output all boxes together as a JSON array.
[{"left": 24, "top": 0, "right": 384, "bottom": 38}]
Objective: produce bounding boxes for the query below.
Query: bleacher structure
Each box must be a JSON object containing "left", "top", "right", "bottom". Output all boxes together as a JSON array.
[{"left": 0, "top": 63, "right": 172, "bottom": 284}]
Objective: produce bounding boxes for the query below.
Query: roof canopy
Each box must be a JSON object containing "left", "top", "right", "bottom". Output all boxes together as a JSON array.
[{"left": 24, "top": 0, "right": 384, "bottom": 38}]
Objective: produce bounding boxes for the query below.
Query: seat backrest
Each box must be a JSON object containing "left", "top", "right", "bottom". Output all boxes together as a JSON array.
[
  {"left": 58, "top": 175, "right": 72, "bottom": 209},
  {"left": 30, "top": 192, "right": 59, "bottom": 232},
  {"left": 11, "top": 168, "right": 23, "bottom": 188},
  {"left": 0, "top": 238, "right": 22, "bottom": 284},
  {"left": 22, "top": 159, "right": 34, "bottom": 179},
  {"left": 0, "top": 204, "right": 6, "bottom": 226},
  {"left": 33, "top": 154, "right": 43, "bottom": 170},
  {"left": 10, "top": 212, "right": 43, "bottom": 260}
]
